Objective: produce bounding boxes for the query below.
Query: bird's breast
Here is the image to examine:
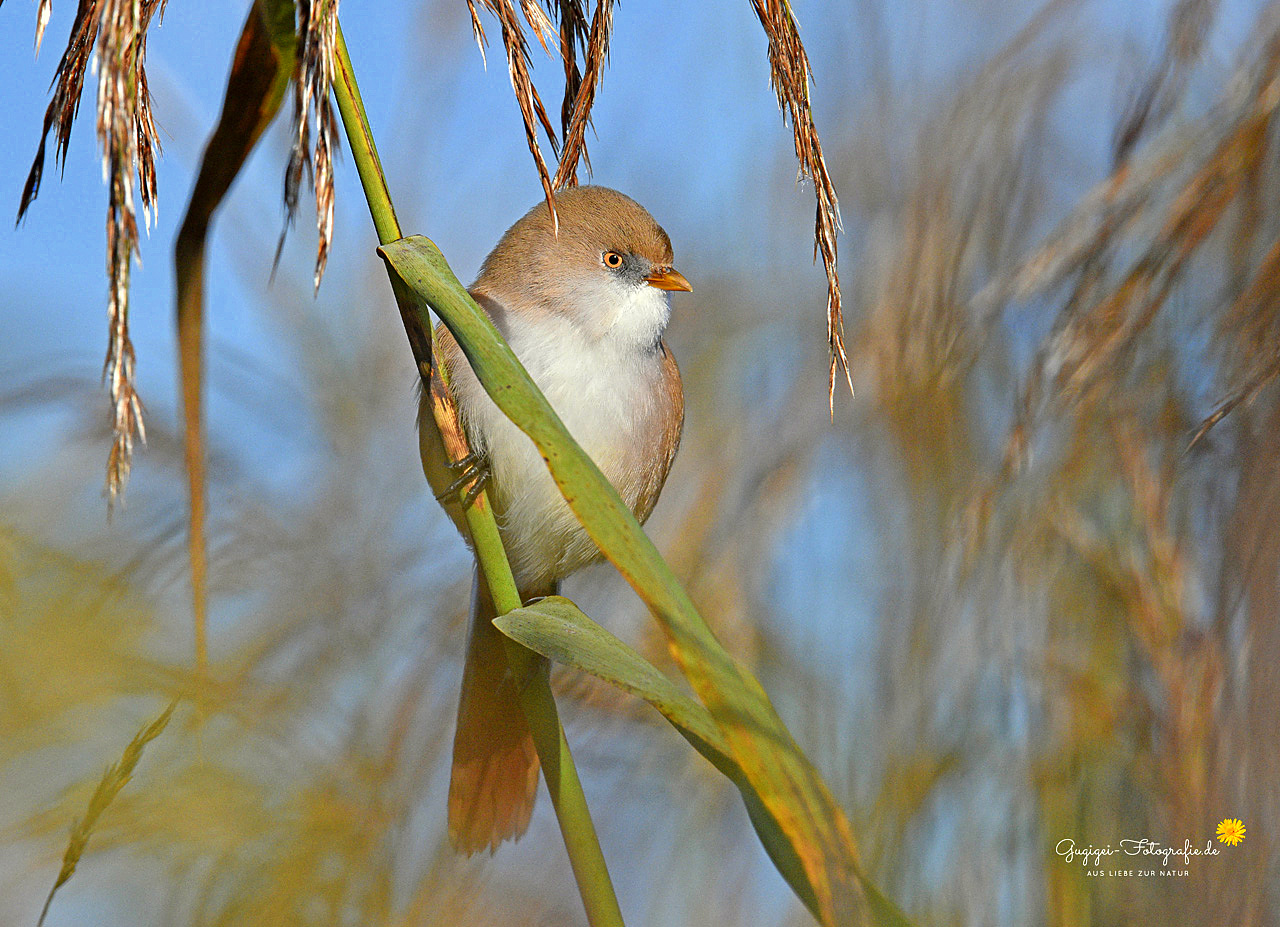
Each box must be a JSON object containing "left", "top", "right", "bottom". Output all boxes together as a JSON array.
[{"left": 449, "top": 304, "right": 680, "bottom": 591}]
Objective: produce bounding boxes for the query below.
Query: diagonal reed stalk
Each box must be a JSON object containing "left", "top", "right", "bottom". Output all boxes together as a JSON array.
[{"left": 329, "top": 24, "right": 624, "bottom": 927}]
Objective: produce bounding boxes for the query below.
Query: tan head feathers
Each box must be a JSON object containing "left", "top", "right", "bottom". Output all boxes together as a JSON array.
[{"left": 476, "top": 186, "right": 675, "bottom": 293}]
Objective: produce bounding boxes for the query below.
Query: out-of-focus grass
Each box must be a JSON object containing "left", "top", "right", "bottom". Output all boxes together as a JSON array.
[{"left": 4, "top": 1, "right": 1280, "bottom": 925}]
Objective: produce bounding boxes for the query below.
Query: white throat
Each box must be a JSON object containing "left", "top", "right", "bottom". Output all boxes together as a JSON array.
[{"left": 590, "top": 280, "right": 672, "bottom": 350}]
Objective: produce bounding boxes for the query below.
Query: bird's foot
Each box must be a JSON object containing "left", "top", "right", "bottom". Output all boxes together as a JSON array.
[{"left": 436, "top": 452, "right": 491, "bottom": 509}]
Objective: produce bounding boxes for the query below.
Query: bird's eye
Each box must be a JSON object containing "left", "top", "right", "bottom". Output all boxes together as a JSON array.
[{"left": 603, "top": 250, "right": 625, "bottom": 269}]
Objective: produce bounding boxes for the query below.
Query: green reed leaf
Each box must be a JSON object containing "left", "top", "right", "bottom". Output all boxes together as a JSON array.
[{"left": 495, "top": 596, "right": 917, "bottom": 927}]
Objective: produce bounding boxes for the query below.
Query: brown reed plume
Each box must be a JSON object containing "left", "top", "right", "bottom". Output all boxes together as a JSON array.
[
  {"left": 10, "top": 0, "right": 851, "bottom": 505},
  {"left": 32, "top": 0, "right": 52, "bottom": 53},
  {"left": 993, "top": 16, "right": 1280, "bottom": 464},
  {"left": 465, "top": 0, "right": 562, "bottom": 226},
  {"left": 464, "top": 0, "right": 848, "bottom": 402},
  {"left": 551, "top": 0, "right": 613, "bottom": 188},
  {"left": 283, "top": 0, "right": 341, "bottom": 290},
  {"left": 750, "top": 0, "right": 848, "bottom": 413},
  {"left": 14, "top": 0, "right": 167, "bottom": 507},
  {"left": 554, "top": 0, "right": 590, "bottom": 139}
]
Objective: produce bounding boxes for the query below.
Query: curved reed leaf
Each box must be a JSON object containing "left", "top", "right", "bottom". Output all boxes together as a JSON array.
[
  {"left": 495, "top": 596, "right": 917, "bottom": 927},
  {"left": 379, "top": 235, "right": 870, "bottom": 925},
  {"left": 494, "top": 596, "right": 732, "bottom": 769},
  {"left": 174, "top": 0, "right": 295, "bottom": 676}
]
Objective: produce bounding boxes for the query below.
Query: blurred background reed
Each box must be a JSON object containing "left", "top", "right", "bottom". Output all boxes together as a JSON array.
[{"left": 2, "top": 0, "right": 1278, "bottom": 924}]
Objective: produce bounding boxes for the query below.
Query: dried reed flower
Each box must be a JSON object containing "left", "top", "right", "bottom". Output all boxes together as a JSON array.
[
  {"left": 520, "top": 0, "right": 556, "bottom": 50},
  {"left": 284, "top": 0, "right": 340, "bottom": 291},
  {"left": 973, "top": 13, "right": 1280, "bottom": 472},
  {"left": 550, "top": 0, "right": 612, "bottom": 188},
  {"left": 466, "top": 0, "right": 562, "bottom": 227},
  {"left": 35, "top": 0, "right": 53, "bottom": 53},
  {"left": 36, "top": 700, "right": 176, "bottom": 927},
  {"left": 0, "top": 0, "right": 56, "bottom": 54},
  {"left": 1058, "top": 45, "right": 1276, "bottom": 400},
  {"left": 16, "top": 0, "right": 167, "bottom": 507},
  {"left": 553, "top": 0, "right": 591, "bottom": 138},
  {"left": 749, "top": 0, "right": 847, "bottom": 413}
]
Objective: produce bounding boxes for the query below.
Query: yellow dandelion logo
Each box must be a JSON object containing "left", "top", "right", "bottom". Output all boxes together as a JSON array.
[{"left": 1216, "top": 818, "right": 1246, "bottom": 846}]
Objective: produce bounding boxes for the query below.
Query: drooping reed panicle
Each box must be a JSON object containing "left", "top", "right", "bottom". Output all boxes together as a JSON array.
[
  {"left": 14, "top": 0, "right": 167, "bottom": 507},
  {"left": 283, "top": 0, "right": 341, "bottom": 291},
  {"left": 750, "top": 0, "right": 848, "bottom": 413}
]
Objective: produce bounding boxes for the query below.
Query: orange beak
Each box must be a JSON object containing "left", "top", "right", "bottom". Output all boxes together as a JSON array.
[{"left": 645, "top": 267, "right": 693, "bottom": 292}]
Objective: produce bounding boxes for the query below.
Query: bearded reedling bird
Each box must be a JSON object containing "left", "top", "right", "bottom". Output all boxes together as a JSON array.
[{"left": 419, "top": 186, "right": 691, "bottom": 854}]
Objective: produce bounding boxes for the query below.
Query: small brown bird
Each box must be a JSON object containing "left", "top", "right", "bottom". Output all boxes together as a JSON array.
[{"left": 420, "top": 186, "right": 691, "bottom": 854}]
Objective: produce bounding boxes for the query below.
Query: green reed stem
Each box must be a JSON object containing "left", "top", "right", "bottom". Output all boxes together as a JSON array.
[{"left": 330, "top": 24, "right": 624, "bottom": 927}]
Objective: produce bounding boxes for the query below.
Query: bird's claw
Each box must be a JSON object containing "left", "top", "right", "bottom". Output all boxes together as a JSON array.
[
  {"left": 436, "top": 453, "right": 490, "bottom": 509},
  {"left": 446, "top": 451, "right": 483, "bottom": 472}
]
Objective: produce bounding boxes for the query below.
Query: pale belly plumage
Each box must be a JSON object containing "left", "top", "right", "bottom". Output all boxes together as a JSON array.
[{"left": 449, "top": 286, "right": 677, "bottom": 591}]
